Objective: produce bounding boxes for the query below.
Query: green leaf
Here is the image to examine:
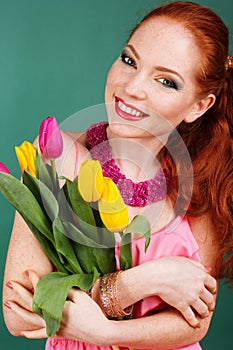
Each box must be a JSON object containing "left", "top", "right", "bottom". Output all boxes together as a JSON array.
[
  {"left": 62, "top": 221, "right": 115, "bottom": 275},
  {"left": 23, "top": 170, "right": 59, "bottom": 222},
  {"left": 62, "top": 221, "right": 104, "bottom": 274},
  {"left": 52, "top": 217, "right": 83, "bottom": 274},
  {"left": 0, "top": 172, "right": 54, "bottom": 243},
  {"left": 23, "top": 218, "right": 67, "bottom": 273},
  {"left": 63, "top": 179, "right": 99, "bottom": 240},
  {"left": 119, "top": 233, "right": 132, "bottom": 270},
  {"left": 92, "top": 208, "right": 116, "bottom": 247},
  {"left": 119, "top": 215, "right": 151, "bottom": 270},
  {"left": 124, "top": 215, "right": 151, "bottom": 252},
  {"left": 33, "top": 270, "right": 100, "bottom": 338},
  {"left": 57, "top": 188, "right": 76, "bottom": 223},
  {"left": 91, "top": 245, "right": 116, "bottom": 275},
  {"left": 63, "top": 221, "right": 106, "bottom": 249},
  {"left": 35, "top": 152, "right": 53, "bottom": 191}
]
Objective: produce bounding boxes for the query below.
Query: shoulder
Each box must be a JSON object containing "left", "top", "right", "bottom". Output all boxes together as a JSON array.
[
  {"left": 34, "top": 129, "right": 90, "bottom": 180},
  {"left": 188, "top": 214, "right": 219, "bottom": 275},
  {"left": 58, "top": 130, "right": 90, "bottom": 180}
]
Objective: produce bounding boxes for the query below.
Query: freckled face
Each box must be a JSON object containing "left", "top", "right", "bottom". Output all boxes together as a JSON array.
[{"left": 105, "top": 18, "right": 202, "bottom": 139}]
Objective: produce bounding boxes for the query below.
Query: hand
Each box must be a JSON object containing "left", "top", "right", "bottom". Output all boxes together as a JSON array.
[
  {"left": 5, "top": 271, "right": 112, "bottom": 345},
  {"left": 151, "top": 256, "right": 217, "bottom": 327},
  {"left": 57, "top": 288, "right": 111, "bottom": 345},
  {"left": 4, "top": 271, "right": 47, "bottom": 337}
]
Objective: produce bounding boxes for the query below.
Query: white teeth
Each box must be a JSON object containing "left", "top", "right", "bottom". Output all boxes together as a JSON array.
[{"left": 118, "top": 101, "right": 145, "bottom": 117}]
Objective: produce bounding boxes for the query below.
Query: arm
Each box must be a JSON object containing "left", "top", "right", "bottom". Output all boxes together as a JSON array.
[
  {"left": 2, "top": 211, "right": 53, "bottom": 335},
  {"left": 53, "top": 214, "right": 217, "bottom": 348},
  {"left": 5, "top": 215, "right": 217, "bottom": 348},
  {"left": 105, "top": 214, "right": 219, "bottom": 348},
  {"left": 2, "top": 131, "right": 89, "bottom": 335}
]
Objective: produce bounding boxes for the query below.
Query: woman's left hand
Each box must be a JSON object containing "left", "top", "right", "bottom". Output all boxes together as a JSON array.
[{"left": 5, "top": 271, "right": 112, "bottom": 345}]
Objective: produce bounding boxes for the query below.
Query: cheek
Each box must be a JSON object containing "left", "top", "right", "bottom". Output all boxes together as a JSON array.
[
  {"left": 105, "top": 61, "right": 128, "bottom": 101},
  {"left": 105, "top": 64, "right": 119, "bottom": 98},
  {"left": 151, "top": 97, "right": 188, "bottom": 126}
]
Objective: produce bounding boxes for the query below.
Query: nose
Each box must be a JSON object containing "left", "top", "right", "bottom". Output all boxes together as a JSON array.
[{"left": 124, "top": 71, "right": 147, "bottom": 100}]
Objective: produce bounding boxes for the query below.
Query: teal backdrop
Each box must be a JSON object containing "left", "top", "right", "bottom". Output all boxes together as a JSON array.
[{"left": 0, "top": 0, "right": 232, "bottom": 349}]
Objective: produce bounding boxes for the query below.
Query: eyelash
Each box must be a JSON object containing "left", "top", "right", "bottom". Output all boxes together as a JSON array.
[
  {"left": 120, "top": 50, "right": 179, "bottom": 90},
  {"left": 157, "top": 78, "right": 179, "bottom": 90},
  {"left": 120, "top": 51, "right": 137, "bottom": 68}
]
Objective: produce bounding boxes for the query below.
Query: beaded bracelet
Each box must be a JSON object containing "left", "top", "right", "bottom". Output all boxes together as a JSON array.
[{"left": 99, "top": 271, "right": 133, "bottom": 318}]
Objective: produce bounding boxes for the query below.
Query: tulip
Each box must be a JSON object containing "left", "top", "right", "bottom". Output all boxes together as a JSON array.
[
  {"left": 39, "top": 116, "right": 63, "bottom": 159},
  {"left": 0, "top": 162, "right": 10, "bottom": 174},
  {"left": 98, "top": 177, "right": 129, "bottom": 232},
  {"left": 15, "top": 141, "right": 37, "bottom": 177},
  {"left": 78, "top": 160, "right": 104, "bottom": 202}
]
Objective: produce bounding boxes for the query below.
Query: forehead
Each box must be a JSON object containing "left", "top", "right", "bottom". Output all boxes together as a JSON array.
[{"left": 129, "top": 18, "right": 201, "bottom": 82}]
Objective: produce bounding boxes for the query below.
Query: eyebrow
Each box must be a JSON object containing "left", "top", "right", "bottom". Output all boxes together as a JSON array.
[
  {"left": 155, "top": 66, "right": 184, "bottom": 83},
  {"left": 125, "top": 44, "right": 140, "bottom": 59},
  {"left": 125, "top": 44, "right": 184, "bottom": 83}
]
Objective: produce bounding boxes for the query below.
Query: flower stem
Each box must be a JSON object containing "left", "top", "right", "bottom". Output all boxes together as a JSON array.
[{"left": 50, "top": 159, "right": 57, "bottom": 185}]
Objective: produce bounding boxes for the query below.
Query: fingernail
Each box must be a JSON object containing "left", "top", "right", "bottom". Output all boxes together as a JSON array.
[
  {"left": 195, "top": 323, "right": 201, "bottom": 329},
  {"left": 4, "top": 301, "right": 11, "bottom": 309},
  {"left": 6, "top": 282, "right": 13, "bottom": 289},
  {"left": 204, "top": 265, "right": 211, "bottom": 272}
]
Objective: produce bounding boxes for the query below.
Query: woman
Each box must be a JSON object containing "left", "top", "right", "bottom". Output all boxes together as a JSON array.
[{"left": 3, "top": 1, "right": 233, "bottom": 349}]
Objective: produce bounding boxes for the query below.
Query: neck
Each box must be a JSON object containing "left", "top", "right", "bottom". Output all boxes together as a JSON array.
[
  {"left": 87, "top": 121, "right": 171, "bottom": 207},
  {"left": 106, "top": 127, "right": 168, "bottom": 181}
]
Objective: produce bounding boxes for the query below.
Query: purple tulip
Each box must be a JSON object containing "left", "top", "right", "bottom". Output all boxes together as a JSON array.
[
  {"left": 0, "top": 162, "right": 10, "bottom": 174},
  {"left": 39, "top": 116, "right": 63, "bottom": 159}
]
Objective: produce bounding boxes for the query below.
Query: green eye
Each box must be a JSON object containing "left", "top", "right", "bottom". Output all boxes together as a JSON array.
[{"left": 158, "top": 77, "right": 178, "bottom": 90}]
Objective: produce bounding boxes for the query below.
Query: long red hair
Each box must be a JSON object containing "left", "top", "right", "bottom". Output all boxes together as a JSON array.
[{"left": 130, "top": 2, "right": 233, "bottom": 284}]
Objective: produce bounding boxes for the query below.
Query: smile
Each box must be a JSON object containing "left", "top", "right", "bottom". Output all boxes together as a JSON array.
[{"left": 115, "top": 96, "right": 149, "bottom": 121}]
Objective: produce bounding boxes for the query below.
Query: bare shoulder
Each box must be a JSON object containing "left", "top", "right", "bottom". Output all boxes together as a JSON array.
[
  {"left": 188, "top": 214, "right": 219, "bottom": 274},
  {"left": 34, "top": 129, "right": 90, "bottom": 180},
  {"left": 57, "top": 130, "right": 89, "bottom": 179}
]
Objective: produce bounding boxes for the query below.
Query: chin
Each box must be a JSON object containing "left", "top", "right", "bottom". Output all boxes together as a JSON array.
[{"left": 108, "top": 121, "right": 151, "bottom": 139}]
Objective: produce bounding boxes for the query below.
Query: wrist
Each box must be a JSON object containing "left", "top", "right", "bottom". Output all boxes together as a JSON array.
[
  {"left": 132, "top": 259, "right": 168, "bottom": 298},
  {"left": 98, "top": 319, "right": 119, "bottom": 347},
  {"left": 117, "top": 262, "right": 159, "bottom": 305}
]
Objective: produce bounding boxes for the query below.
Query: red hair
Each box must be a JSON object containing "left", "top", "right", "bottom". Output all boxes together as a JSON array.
[{"left": 130, "top": 2, "right": 233, "bottom": 284}]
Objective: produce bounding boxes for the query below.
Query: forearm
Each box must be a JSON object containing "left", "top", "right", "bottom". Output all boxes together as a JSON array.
[
  {"left": 92, "top": 256, "right": 217, "bottom": 331},
  {"left": 3, "top": 212, "right": 53, "bottom": 335},
  {"left": 113, "top": 263, "right": 156, "bottom": 308},
  {"left": 107, "top": 308, "right": 213, "bottom": 349}
]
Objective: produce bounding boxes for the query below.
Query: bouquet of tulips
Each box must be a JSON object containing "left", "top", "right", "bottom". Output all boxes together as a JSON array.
[{"left": 0, "top": 116, "right": 151, "bottom": 338}]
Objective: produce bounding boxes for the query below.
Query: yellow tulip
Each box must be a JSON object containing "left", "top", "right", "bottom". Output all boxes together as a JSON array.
[
  {"left": 78, "top": 160, "right": 104, "bottom": 202},
  {"left": 15, "top": 141, "right": 37, "bottom": 177},
  {"left": 98, "top": 177, "right": 129, "bottom": 232}
]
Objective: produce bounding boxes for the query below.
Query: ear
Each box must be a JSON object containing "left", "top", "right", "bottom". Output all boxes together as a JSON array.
[{"left": 184, "top": 94, "right": 216, "bottom": 123}]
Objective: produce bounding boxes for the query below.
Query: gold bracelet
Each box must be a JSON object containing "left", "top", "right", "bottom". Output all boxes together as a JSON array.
[
  {"left": 111, "top": 271, "right": 133, "bottom": 318},
  {"left": 99, "top": 273, "right": 115, "bottom": 317},
  {"left": 99, "top": 271, "right": 133, "bottom": 318}
]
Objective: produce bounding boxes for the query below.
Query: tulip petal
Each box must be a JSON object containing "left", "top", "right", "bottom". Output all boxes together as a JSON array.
[
  {"left": 99, "top": 177, "right": 129, "bottom": 232},
  {"left": 0, "top": 162, "right": 10, "bottom": 174},
  {"left": 39, "top": 116, "right": 63, "bottom": 159},
  {"left": 15, "top": 141, "right": 37, "bottom": 177},
  {"left": 78, "top": 160, "right": 104, "bottom": 202}
]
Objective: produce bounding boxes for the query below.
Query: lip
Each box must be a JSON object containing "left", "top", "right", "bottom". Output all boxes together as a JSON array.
[{"left": 114, "top": 96, "right": 150, "bottom": 121}]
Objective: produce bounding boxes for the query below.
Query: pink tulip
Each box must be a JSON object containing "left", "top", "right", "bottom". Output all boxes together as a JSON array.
[
  {"left": 39, "top": 116, "right": 63, "bottom": 159},
  {"left": 0, "top": 162, "right": 10, "bottom": 174}
]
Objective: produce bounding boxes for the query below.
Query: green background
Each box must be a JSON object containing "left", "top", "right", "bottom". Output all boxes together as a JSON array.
[{"left": 0, "top": 0, "right": 232, "bottom": 349}]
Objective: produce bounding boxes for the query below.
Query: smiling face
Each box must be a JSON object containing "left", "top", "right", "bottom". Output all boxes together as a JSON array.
[{"left": 105, "top": 17, "right": 215, "bottom": 140}]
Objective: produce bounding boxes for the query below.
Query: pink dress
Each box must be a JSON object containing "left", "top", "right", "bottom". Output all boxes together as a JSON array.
[{"left": 45, "top": 216, "right": 202, "bottom": 350}]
